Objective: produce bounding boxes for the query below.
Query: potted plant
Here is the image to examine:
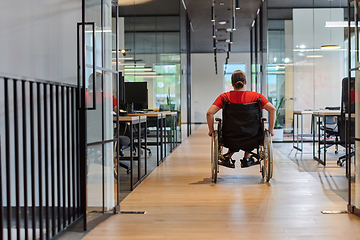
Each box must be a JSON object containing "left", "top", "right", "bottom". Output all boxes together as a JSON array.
[{"left": 273, "top": 97, "right": 284, "bottom": 141}]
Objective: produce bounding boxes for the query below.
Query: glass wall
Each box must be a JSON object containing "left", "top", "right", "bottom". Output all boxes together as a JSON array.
[
  {"left": 117, "top": 0, "right": 183, "bottom": 199},
  {"left": 83, "top": 0, "right": 119, "bottom": 226},
  {"left": 266, "top": 0, "right": 349, "bottom": 141}
]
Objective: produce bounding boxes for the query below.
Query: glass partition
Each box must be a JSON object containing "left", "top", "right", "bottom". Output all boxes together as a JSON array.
[
  {"left": 265, "top": 0, "right": 348, "bottom": 141},
  {"left": 118, "top": 0, "right": 183, "bottom": 201}
]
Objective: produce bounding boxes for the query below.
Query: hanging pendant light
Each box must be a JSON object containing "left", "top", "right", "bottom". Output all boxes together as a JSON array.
[
  {"left": 321, "top": 2, "right": 340, "bottom": 49},
  {"left": 211, "top": 0, "right": 215, "bottom": 22},
  {"left": 232, "top": 0, "right": 236, "bottom": 30},
  {"left": 230, "top": 32, "right": 233, "bottom": 44},
  {"left": 236, "top": 0, "right": 240, "bottom": 10}
]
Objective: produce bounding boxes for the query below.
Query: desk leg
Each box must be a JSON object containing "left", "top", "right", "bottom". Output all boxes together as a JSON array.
[
  {"left": 144, "top": 120, "right": 147, "bottom": 176},
  {"left": 301, "top": 114, "right": 304, "bottom": 152},
  {"left": 170, "top": 116, "right": 174, "bottom": 152},
  {"left": 312, "top": 115, "right": 315, "bottom": 160},
  {"left": 318, "top": 116, "right": 321, "bottom": 162},
  {"left": 156, "top": 118, "right": 160, "bottom": 166},
  {"left": 164, "top": 117, "right": 167, "bottom": 158},
  {"left": 323, "top": 116, "right": 326, "bottom": 165},
  {"left": 137, "top": 122, "right": 141, "bottom": 183},
  {"left": 160, "top": 118, "right": 164, "bottom": 162},
  {"left": 130, "top": 123, "right": 133, "bottom": 191},
  {"left": 292, "top": 112, "right": 295, "bottom": 149}
]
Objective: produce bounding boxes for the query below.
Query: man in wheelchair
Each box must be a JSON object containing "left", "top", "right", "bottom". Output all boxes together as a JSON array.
[{"left": 206, "top": 70, "right": 276, "bottom": 169}]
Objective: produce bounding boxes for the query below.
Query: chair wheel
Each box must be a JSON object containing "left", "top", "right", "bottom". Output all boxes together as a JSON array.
[
  {"left": 337, "top": 160, "right": 343, "bottom": 167},
  {"left": 335, "top": 151, "right": 338, "bottom": 154}
]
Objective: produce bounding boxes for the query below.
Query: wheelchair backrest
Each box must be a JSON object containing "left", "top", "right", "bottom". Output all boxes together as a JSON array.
[{"left": 221, "top": 98, "right": 263, "bottom": 152}]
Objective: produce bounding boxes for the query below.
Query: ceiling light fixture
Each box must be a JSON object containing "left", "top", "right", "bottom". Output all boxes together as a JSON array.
[
  {"left": 213, "top": 38, "right": 217, "bottom": 49},
  {"left": 219, "top": 20, "right": 227, "bottom": 25},
  {"left": 321, "top": 2, "right": 341, "bottom": 50},
  {"left": 228, "top": 43, "right": 231, "bottom": 53},
  {"left": 236, "top": 0, "right": 240, "bottom": 9},
  {"left": 230, "top": 32, "right": 233, "bottom": 44},
  {"left": 119, "top": 49, "right": 131, "bottom": 56},
  {"left": 232, "top": 0, "right": 236, "bottom": 30},
  {"left": 307, "top": 55, "right": 323, "bottom": 58},
  {"left": 320, "top": 45, "right": 341, "bottom": 50},
  {"left": 211, "top": 0, "right": 215, "bottom": 22}
]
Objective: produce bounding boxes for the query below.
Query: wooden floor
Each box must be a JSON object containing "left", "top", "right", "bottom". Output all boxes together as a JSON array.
[{"left": 84, "top": 124, "right": 360, "bottom": 240}]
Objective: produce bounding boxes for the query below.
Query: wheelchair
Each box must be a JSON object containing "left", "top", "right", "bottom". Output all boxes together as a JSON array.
[{"left": 211, "top": 99, "right": 274, "bottom": 183}]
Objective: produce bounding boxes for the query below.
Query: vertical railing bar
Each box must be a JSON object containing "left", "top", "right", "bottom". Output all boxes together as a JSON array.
[
  {"left": 76, "top": 88, "right": 80, "bottom": 217},
  {"left": 44, "top": 83, "right": 50, "bottom": 240},
  {"left": 22, "top": 80, "right": 29, "bottom": 240},
  {"left": 13, "top": 79, "right": 21, "bottom": 240},
  {"left": 67, "top": 87, "right": 72, "bottom": 224},
  {"left": 61, "top": 86, "right": 67, "bottom": 228},
  {"left": 0, "top": 136, "right": 3, "bottom": 240},
  {"left": 71, "top": 88, "right": 76, "bottom": 220},
  {"left": 30, "top": 82, "right": 36, "bottom": 240},
  {"left": 56, "top": 86, "right": 62, "bottom": 233},
  {"left": 101, "top": 74, "right": 105, "bottom": 213},
  {"left": 37, "top": 82, "right": 44, "bottom": 240},
  {"left": 50, "top": 85, "right": 56, "bottom": 237},
  {"left": 4, "top": 78, "right": 12, "bottom": 240}
]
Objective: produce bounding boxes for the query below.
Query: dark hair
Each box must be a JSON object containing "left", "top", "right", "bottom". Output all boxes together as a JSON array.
[{"left": 231, "top": 70, "right": 246, "bottom": 89}]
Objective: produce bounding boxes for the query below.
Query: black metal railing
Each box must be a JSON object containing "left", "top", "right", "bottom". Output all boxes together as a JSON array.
[{"left": 0, "top": 75, "right": 81, "bottom": 240}]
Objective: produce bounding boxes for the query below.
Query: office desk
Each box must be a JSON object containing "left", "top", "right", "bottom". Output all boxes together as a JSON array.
[
  {"left": 312, "top": 110, "right": 341, "bottom": 166},
  {"left": 113, "top": 115, "right": 147, "bottom": 190},
  {"left": 129, "top": 112, "right": 166, "bottom": 166},
  {"left": 162, "top": 111, "right": 178, "bottom": 153},
  {"left": 293, "top": 110, "right": 314, "bottom": 153}
]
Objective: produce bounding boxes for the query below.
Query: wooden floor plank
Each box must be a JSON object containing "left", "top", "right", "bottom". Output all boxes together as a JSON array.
[{"left": 83, "top": 124, "right": 360, "bottom": 240}]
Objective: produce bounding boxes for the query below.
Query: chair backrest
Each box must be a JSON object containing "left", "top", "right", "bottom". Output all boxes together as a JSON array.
[
  {"left": 339, "top": 77, "right": 355, "bottom": 142},
  {"left": 221, "top": 98, "right": 263, "bottom": 152}
]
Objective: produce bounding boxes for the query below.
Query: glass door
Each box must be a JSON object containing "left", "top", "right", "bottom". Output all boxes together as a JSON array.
[
  {"left": 348, "top": 0, "right": 360, "bottom": 215},
  {"left": 79, "top": 0, "right": 120, "bottom": 229}
]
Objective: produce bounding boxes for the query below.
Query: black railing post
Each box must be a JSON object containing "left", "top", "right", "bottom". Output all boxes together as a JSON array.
[
  {"left": 37, "top": 82, "right": 44, "bottom": 240},
  {"left": 4, "top": 78, "right": 12, "bottom": 240},
  {"left": 50, "top": 84, "right": 56, "bottom": 237},
  {"left": 22, "top": 81, "right": 29, "bottom": 240},
  {"left": 13, "top": 79, "right": 21, "bottom": 240},
  {"left": 44, "top": 83, "right": 50, "bottom": 240},
  {"left": 29, "top": 82, "right": 37, "bottom": 240}
]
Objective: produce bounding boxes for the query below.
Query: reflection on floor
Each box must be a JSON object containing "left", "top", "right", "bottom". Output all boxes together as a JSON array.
[{"left": 276, "top": 142, "right": 349, "bottom": 202}]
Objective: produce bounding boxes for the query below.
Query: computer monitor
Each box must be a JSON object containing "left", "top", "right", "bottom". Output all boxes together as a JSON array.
[{"left": 125, "top": 82, "right": 148, "bottom": 113}]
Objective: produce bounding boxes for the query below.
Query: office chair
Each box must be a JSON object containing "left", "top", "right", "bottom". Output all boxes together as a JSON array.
[
  {"left": 114, "top": 136, "right": 131, "bottom": 178},
  {"left": 319, "top": 106, "right": 341, "bottom": 154},
  {"left": 337, "top": 77, "right": 355, "bottom": 167}
]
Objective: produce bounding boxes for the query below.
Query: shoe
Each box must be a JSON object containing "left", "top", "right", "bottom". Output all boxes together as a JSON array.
[
  {"left": 218, "top": 157, "right": 235, "bottom": 168},
  {"left": 241, "top": 157, "right": 260, "bottom": 168}
]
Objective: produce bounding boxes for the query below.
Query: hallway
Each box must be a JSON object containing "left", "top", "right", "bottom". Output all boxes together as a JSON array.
[{"left": 84, "top": 125, "right": 360, "bottom": 240}]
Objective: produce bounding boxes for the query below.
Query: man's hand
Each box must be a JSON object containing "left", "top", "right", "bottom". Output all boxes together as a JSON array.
[
  {"left": 208, "top": 130, "right": 213, "bottom": 137},
  {"left": 269, "top": 129, "right": 274, "bottom": 136}
]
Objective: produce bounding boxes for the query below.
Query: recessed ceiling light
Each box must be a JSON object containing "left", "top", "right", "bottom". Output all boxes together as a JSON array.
[
  {"left": 219, "top": 2, "right": 224, "bottom": 5},
  {"left": 219, "top": 20, "right": 227, "bottom": 25}
]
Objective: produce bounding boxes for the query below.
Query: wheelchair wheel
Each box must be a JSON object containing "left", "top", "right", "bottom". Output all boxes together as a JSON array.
[
  {"left": 211, "top": 130, "right": 219, "bottom": 183},
  {"left": 263, "top": 130, "right": 274, "bottom": 182}
]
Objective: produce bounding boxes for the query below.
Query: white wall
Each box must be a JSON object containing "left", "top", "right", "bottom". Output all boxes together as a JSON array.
[
  {"left": 0, "top": 0, "right": 81, "bottom": 84},
  {"left": 191, "top": 52, "right": 251, "bottom": 123}
]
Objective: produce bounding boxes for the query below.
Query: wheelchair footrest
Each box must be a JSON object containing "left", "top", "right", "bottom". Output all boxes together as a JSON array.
[{"left": 240, "top": 157, "right": 260, "bottom": 168}]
